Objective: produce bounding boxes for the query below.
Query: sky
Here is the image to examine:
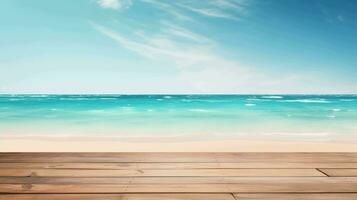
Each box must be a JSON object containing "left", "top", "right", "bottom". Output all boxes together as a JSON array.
[{"left": 0, "top": 0, "right": 356, "bottom": 94}]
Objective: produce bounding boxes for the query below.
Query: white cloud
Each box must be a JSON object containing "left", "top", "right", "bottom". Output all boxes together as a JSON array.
[
  {"left": 90, "top": 0, "right": 326, "bottom": 93},
  {"left": 141, "top": 0, "right": 191, "bottom": 21},
  {"left": 97, "top": 0, "right": 132, "bottom": 10},
  {"left": 177, "top": 3, "right": 238, "bottom": 20},
  {"left": 210, "top": 0, "right": 242, "bottom": 9},
  {"left": 91, "top": 23, "right": 260, "bottom": 92},
  {"left": 162, "top": 22, "right": 210, "bottom": 43},
  {"left": 91, "top": 22, "right": 322, "bottom": 93},
  {"left": 142, "top": 0, "right": 246, "bottom": 21}
]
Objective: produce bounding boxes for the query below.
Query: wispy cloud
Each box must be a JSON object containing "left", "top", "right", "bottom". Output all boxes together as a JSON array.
[
  {"left": 177, "top": 3, "right": 238, "bottom": 20},
  {"left": 91, "top": 22, "right": 257, "bottom": 92},
  {"left": 91, "top": 1, "right": 311, "bottom": 93},
  {"left": 97, "top": 0, "right": 132, "bottom": 10},
  {"left": 210, "top": 0, "right": 244, "bottom": 10},
  {"left": 141, "top": 0, "right": 191, "bottom": 21},
  {"left": 162, "top": 21, "right": 210, "bottom": 43},
  {"left": 142, "top": 0, "right": 247, "bottom": 21}
]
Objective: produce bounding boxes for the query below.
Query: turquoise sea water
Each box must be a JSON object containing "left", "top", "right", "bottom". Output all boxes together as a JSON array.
[{"left": 0, "top": 95, "right": 356, "bottom": 142}]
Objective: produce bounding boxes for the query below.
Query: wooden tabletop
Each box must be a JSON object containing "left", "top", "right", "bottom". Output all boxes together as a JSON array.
[{"left": 1, "top": 153, "right": 357, "bottom": 199}]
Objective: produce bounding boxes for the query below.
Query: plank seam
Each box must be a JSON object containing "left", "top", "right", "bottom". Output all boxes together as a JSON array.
[
  {"left": 231, "top": 193, "right": 239, "bottom": 200},
  {"left": 316, "top": 168, "right": 330, "bottom": 177}
]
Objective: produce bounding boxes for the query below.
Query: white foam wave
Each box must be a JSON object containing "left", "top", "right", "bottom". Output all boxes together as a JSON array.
[
  {"left": 182, "top": 99, "right": 231, "bottom": 103},
  {"left": 278, "top": 99, "right": 330, "bottom": 103},
  {"left": 262, "top": 95, "right": 283, "bottom": 99},
  {"left": 246, "top": 98, "right": 271, "bottom": 101},
  {"left": 245, "top": 103, "right": 256, "bottom": 107},
  {"left": 59, "top": 98, "right": 94, "bottom": 101},
  {"left": 28, "top": 95, "right": 50, "bottom": 98},
  {"left": 8, "top": 98, "right": 26, "bottom": 101}
]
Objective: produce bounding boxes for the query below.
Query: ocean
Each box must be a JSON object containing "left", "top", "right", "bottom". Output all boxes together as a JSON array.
[{"left": 0, "top": 95, "right": 356, "bottom": 142}]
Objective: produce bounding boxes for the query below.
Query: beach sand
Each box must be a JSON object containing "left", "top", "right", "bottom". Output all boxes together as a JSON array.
[{"left": 1, "top": 137, "right": 357, "bottom": 152}]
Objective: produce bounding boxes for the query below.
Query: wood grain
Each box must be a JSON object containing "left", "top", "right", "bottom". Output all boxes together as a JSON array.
[
  {"left": 0, "top": 177, "right": 354, "bottom": 184},
  {"left": 1, "top": 153, "right": 357, "bottom": 163},
  {"left": 2, "top": 162, "right": 357, "bottom": 169},
  {"left": 0, "top": 168, "right": 325, "bottom": 177},
  {"left": 1, "top": 177, "right": 357, "bottom": 193},
  {"left": 0, "top": 194, "right": 235, "bottom": 200},
  {"left": 234, "top": 193, "right": 357, "bottom": 200},
  {"left": 0, "top": 153, "right": 356, "bottom": 198},
  {"left": 318, "top": 168, "right": 357, "bottom": 177}
]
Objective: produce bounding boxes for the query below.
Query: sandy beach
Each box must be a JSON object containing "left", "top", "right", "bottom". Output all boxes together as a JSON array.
[{"left": 1, "top": 137, "right": 357, "bottom": 152}]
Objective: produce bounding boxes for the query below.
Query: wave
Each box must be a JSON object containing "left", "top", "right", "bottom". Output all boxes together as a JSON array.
[
  {"left": 246, "top": 98, "right": 271, "bottom": 101},
  {"left": 245, "top": 103, "right": 256, "bottom": 107},
  {"left": 28, "top": 95, "right": 51, "bottom": 98},
  {"left": 8, "top": 98, "right": 25, "bottom": 101},
  {"left": 99, "top": 97, "right": 117, "bottom": 100},
  {"left": 262, "top": 95, "right": 283, "bottom": 99},
  {"left": 278, "top": 99, "right": 330, "bottom": 103},
  {"left": 59, "top": 97, "right": 95, "bottom": 101},
  {"left": 181, "top": 99, "right": 231, "bottom": 103}
]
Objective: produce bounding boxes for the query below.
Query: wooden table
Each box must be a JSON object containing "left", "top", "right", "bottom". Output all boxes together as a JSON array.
[{"left": 1, "top": 153, "right": 357, "bottom": 199}]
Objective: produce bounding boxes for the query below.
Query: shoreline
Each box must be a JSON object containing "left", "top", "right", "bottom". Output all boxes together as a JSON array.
[{"left": 1, "top": 137, "right": 357, "bottom": 152}]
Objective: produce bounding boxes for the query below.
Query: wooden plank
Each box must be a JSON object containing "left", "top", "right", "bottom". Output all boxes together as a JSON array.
[
  {"left": 318, "top": 169, "right": 357, "bottom": 177},
  {"left": 1, "top": 153, "right": 357, "bottom": 163},
  {"left": 1, "top": 177, "right": 357, "bottom": 193},
  {"left": 0, "top": 183, "right": 356, "bottom": 193},
  {"left": 0, "top": 153, "right": 218, "bottom": 163},
  {"left": 0, "top": 177, "right": 348, "bottom": 184},
  {"left": 234, "top": 193, "right": 357, "bottom": 200},
  {"left": 0, "top": 194, "right": 235, "bottom": 200},
  {"left": 0, "top": 169, "right": 324, "bottom": 177},
  {"left": 2, "top": 162, "right": 357, "bottom": 169}
]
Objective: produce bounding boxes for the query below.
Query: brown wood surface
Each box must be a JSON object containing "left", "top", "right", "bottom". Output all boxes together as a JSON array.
[
  {"left": 0, "top": 153, "right": 356, "bottom": 199},
  {"left": 0, "top": 168, "right": 324, "bottom": 177},
  {"left": 318, "top": 168, "right": 357, "bottom": 177},
  {"left": 2, "top": 162, "right": 357, "bottom": 169},
  {"left": 0, "top": 194, "right": 235, "bottom": 200},
  {"left": 234, "top": 194, "right": 357, "bottom": 200},
  {"left": 1, "top": 153, "right": 357, "bottom": 163},
  {"left": 2, "top": 177, "right": 353, "bottom": 184}
]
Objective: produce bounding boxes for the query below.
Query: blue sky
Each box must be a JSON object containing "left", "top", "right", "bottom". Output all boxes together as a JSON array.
[{"left": 0, "top": 0, "right": 356, "bottom": 94}]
